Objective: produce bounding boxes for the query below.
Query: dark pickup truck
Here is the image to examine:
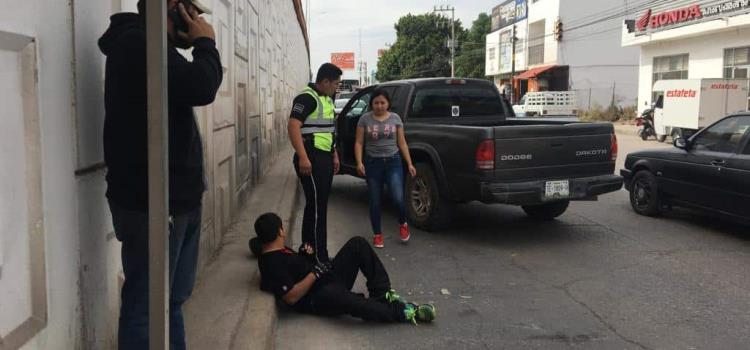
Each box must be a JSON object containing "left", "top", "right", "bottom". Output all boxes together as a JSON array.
[{"left": 336, "top": 78, "right": 622, "bottom": 231}]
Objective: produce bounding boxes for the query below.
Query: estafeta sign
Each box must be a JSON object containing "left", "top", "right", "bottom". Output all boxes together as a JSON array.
[
  {"left": 666, "top": 89, "right": 697, "bottom": 98},
  {"left": 635, "top": 0, "right": 750, "bottom": 32}
]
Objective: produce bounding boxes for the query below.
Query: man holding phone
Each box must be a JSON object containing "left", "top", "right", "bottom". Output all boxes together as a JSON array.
[{"left": 98, "top": 0, "right": 222, "bottom": 348}]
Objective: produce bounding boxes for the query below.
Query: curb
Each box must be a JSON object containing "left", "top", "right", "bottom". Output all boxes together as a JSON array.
[
  {"left": 247, "top": 183, "right": 300, "bottom": 350},
  {"left": 237, "top": 153, "right": 300, "bottom": 350},
  {"left": 183, "top": 148, "right": 300, "bottom": 350}
]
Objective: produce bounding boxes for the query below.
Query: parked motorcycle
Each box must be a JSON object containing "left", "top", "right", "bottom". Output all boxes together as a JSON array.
[{"left": 636, "top": 107, "right": 656, "bottom": 141}]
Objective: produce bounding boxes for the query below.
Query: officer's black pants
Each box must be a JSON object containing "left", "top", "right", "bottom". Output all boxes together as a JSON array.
[
  {"left": 299, "top": 237, "right": 405, "bottom": 322},
  {"left": 293, "top": 142, "right": 334, "bottom": 262}
]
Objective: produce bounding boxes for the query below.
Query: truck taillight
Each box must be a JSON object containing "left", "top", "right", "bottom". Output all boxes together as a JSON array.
[
  {"left": 476, "top": 140, "right": 495, "bottom": 170},
  {"left": 610, "top": 133, "right": 618, "bottom": 161},
  {"left": 446, "top": 79, "right": 467, "bottom": 85}
]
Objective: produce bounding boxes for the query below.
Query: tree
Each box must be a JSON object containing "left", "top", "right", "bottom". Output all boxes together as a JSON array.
[
  {"left": 455, "top": 13, "right": 491, "bottom": 79},
  {"left": 376, "top": 13, "right": 465, "bottom": 82}
]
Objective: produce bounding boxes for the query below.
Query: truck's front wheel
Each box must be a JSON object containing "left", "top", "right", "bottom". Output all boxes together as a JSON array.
[
  {"left": 406, "top": 163, "right": 453, "bottom": 231},
  {"left": 522, "top": 201, "right": 570, "bottom": 220}
]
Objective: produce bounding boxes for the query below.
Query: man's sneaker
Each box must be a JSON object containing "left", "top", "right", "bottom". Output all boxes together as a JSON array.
[
  {"left": 403, "top": 303, "right": 436, "bottom": 324},
  {"left": 373, "top": 234, "right": 384, "bottom": 248},
  {"left": 403, "top": 303, "right": 418, "bottom": 325},
  {"left": 384, "top": 289, "right": 404, "bottom": 304},
  {"left": 416, "top": 303, "right": 436, "bottom": 322},
  {"left": 399, "top": 223, "right": 410, "bottom": 242}
]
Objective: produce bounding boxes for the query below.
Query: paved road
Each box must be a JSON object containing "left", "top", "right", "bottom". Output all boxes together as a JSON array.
[{"left": 276, "top": 126, "right": 750, "bottom": 350}]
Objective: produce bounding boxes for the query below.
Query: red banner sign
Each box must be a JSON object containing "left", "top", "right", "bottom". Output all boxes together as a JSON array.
[{"left": 331, "top": 52, "right": 355, "bottom": 70}]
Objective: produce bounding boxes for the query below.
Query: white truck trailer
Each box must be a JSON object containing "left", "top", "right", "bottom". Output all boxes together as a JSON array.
[{"left": 652, "top": 79, "right": 749, "bottom": 140}]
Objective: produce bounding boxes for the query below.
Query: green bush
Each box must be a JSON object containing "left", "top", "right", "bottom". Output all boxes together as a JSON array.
[{"left": 578, "top": 103, "right": 637, "bottom": 122}]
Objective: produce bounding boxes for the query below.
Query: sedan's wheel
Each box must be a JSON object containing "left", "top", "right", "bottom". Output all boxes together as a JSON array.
[{"left": 629, "top": 170, "right": 661, "bottom": 216}]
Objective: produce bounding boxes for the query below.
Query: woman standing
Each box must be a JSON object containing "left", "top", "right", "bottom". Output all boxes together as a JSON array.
[{"left": 355, "top": 90, "right": 417, "bottom": 248}]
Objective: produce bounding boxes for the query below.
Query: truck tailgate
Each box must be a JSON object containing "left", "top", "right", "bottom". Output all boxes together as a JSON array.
[{"left": 493, "top": 123, "right": 615, "bottom": 181}]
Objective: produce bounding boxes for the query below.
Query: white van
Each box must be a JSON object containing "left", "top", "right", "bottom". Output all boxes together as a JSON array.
[
  {"left": 513, "top": 91, "right": 578, "bottom": 117},
  {"left": 652, "top": 78, "right": 749, "bottom": 139}
]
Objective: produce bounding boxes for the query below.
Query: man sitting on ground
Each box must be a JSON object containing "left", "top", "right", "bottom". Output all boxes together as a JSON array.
[{"left": 252, "top": 212, "right": 435, "bottom": 324}]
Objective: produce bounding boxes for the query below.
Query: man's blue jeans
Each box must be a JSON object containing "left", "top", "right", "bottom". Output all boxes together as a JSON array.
[
  {"left": 364, "top": 154, "right": 407, "bottom": 235},
  {"left": 109, "top": 200, "right": 202, "bottom": 350}
]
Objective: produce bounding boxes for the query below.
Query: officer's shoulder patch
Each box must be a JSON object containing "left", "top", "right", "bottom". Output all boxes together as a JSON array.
[{"left": 292, "top": 103, "right": 304, "bottom": 114}]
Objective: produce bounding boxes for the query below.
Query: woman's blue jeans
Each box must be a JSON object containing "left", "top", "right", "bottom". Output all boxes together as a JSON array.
[{"left": 364, "top": 154, "right": 407, "bottom": 235}]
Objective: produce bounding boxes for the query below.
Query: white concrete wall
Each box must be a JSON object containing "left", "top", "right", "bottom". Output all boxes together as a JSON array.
[
  {"left": 0, "top": 1, "right": 82, "bottom": 349},
  {"left": 486, "top": 30, "right": 502, "bottom": 76},
  {"left": 485, "top": 0, "right": 639, "bottom": 109},
  {"left": 637, "top": 26, "right": 750, "bottom": 109},
  {"left": 0, "top": 0, "right": 310, "bottom": 348},
  {"left": 559, "top": 0, "right": 640, "bottom": 108},
  {"left": 526, "top": 0, "right": 560, "bottom": 66}
]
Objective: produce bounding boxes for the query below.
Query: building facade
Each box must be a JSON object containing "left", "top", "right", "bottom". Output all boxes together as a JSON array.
[
  {"left": 486, "top": 0, "right": 640, "bottom": 109},
  {"left": 622, "top": 0, "right": 750, "bottom": 110},
  {"left": 0, "top": 0, "right": 310, "bottom": 349}
]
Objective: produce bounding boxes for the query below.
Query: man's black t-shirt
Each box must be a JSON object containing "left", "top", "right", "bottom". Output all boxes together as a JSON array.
[{"left": 258, "top": 247, "right": 313, "bottom": 298}]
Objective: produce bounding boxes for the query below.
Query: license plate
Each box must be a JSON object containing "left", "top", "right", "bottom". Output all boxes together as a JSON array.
[{"left": 544, "top": 180, "right": 570, "bottom": 200}]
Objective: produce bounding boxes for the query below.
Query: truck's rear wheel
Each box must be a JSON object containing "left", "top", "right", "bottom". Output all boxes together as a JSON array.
[
  {"left": 522, "top": 201, "right": 570, "bottom": 220},
  {"left": 406, "top": 163, "right": 453, "bottom": 231}
]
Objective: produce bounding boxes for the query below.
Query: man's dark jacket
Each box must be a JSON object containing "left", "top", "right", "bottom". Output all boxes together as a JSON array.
[{"left": 98, "top": 13, "right": 222, "bottom": 214}]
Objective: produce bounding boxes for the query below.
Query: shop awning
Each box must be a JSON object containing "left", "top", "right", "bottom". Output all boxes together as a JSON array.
[{"left": 515, "top": 65, "right": 557, "bottom": 80}]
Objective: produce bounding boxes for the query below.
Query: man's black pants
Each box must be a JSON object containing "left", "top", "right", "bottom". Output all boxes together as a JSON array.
[
  {"left": 299, "top": 237, "right": 405, "bottom": 322},
  {"left": 293, "top": 141, "right": 334, "bottom": 262}
]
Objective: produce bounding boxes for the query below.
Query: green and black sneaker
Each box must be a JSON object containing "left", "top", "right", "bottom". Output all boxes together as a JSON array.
[
  {"left": 403, "top": 302, "right": 436, "bottom": 324},
  {"left": 383, "top": 289, "right": 405, "bottom": 304},
  {"left": 416, "top": 303, "right": 436, "bottom": 322}
]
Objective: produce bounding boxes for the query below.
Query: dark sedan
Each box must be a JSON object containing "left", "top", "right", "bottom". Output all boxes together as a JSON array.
[{"left": 621, "top": 114, "right": 750, "bottom": 223}]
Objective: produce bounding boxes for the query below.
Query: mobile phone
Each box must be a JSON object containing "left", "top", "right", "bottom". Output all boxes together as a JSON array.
[{"left": 168, "top": 0, "right": 191, "bottom": 33}]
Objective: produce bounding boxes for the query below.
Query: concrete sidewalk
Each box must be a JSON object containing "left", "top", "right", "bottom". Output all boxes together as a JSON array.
[{"left": 184, "top": 147, "right": 298, "bottom": 350}]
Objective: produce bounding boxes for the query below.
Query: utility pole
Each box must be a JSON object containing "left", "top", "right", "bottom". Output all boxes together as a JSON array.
[
  {"left": 358, "top": 28, "right": 362, "bottom": 85},
  {"left": 145, "top": 0, "right": 170, "bottom": 348},
  {"left": 510, "top": 24, "right": 518, "bottom": 103},
  {"left": 434, "top": 5, "right": 456, "bottom": 77}
]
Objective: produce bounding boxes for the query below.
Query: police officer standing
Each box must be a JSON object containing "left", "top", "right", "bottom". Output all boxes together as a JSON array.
[{"left": 288, "top": 63, "right": 343, "bottom": 263}]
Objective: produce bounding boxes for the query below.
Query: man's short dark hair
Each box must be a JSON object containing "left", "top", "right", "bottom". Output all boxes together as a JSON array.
[
  {"left": 316, "top": 63, "right": 343, "bottom": 84},
  {"left": 254, "top": 212, "right": 282, "bottom": 244}
]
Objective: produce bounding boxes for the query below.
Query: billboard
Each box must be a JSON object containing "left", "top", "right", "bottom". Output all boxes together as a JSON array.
[
  {"left": 491, "top": 0, "right": 527, "bottom": 32},
  {"left": 331, "top": 52, "right": 355, "bottom": 70}
]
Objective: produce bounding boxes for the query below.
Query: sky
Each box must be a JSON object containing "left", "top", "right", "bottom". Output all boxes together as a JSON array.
[{"left": 302, "top": 0, "right": 502, "bottom": 81}]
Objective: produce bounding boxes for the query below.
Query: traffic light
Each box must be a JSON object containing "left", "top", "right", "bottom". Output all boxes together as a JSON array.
[{"left": 555, "top": 19, "right": 563, "bottom": 41}]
